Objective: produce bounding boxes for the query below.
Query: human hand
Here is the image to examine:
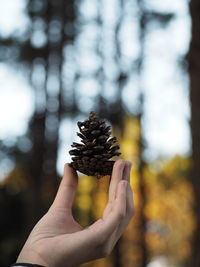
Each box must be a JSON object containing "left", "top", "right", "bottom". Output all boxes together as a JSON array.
[{"left": 16, "top": 159, "right": 134, "bottom": 267}]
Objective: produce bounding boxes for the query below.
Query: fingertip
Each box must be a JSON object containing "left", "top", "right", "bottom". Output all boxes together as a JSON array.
[
  {"left": 64, "top": 163, "right": 69, "bottom": 172},
  {"left": 114, "top": 160, "right": 132, "bottom": 174},
  {"left": 125, "top": 161, "right": 132, "bottom": 170},
  {"left": 122, "top": 161, "right": 132, "bottom": 183},
  {"left": 113, "top": 159, "right": 126, "bottom": 171},
  {"left": 115, "top": 159, "right": 125, "bottom": 166},
  {"left": 64, "top": 162, "right": 73, "bottom": 171},
  {"left": 64, "top": 162, "right": 75, "bottom": 172},
  {"left": 64, "top": 163, "right": 78, "bottom": 179}
]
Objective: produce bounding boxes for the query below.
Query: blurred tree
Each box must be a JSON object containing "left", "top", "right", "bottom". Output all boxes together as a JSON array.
[
  {"left": 0, "top": 0, "right": 78, "bottom": 237},
  {"left": 188, "top": 0, "right": 200, "bottom": 266},
  {"left": 134, "top": 1, "right": 174, "bottom": 265},
  {"left": 98, "top": 0, "right": 126, "bottom": 133},
  {"left": 19, "top": 0, "right": 78, "bottom": 228}
]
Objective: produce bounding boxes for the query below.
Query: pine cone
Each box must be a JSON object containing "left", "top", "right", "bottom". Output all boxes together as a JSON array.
[{"left": 69, "top": 111, "right": 121, "bottom": 178}]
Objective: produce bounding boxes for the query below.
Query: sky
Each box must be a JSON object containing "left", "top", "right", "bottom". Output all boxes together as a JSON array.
[{"left": 0, "top": 0, "right": 191, "bottom": 177}]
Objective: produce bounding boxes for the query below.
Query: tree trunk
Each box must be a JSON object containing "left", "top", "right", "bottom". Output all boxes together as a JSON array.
[
  {"left": 24, "top": 0, "right": 77, "bottom": 231},
  {"left": 188, "top": 0, "right": 200, "bottom": 266},
  {"left": 137, "top": 104, "right": 148, "bottom": 267},
  {"left": 136, "top": 0, "right": 148, "bottom": 263},
  {"left": 112, "top": 240, "right": 123, "bottom": 267}
]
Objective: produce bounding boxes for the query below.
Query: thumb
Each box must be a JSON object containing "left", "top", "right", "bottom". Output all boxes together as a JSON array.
[{"left": 51, "top": 163, "right": 78, "bottom": 210}]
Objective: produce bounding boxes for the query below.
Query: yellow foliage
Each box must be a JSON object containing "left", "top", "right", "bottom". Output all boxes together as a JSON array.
[
  {"left": 120, "top": 116, "right": 141, "bottom": 161},
  {"left": 144, "top": 156, "right": 195, "bottom": 263},
  {"left": 77, "top": 176, "right": 96, "bottom": 193},
  {"left": 76, "top": 194, "right": 92, "bottom": 211}
]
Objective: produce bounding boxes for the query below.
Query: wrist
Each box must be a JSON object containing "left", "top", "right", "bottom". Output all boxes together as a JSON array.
[
  {"left": 11, "top": 264, "right": 45, "bottom": 267},
  {"left": 17, "top": 247, "right": 48, "bottom": 267}
]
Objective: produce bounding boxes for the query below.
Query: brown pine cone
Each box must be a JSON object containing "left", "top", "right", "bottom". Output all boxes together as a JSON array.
[{"left": 69, "top": 111, "right": 121, "bottom": 178}]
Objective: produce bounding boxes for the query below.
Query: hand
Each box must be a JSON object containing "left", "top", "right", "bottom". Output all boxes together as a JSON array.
[{"left": 17, "top": 159, "right": 134, "bottom": 267}]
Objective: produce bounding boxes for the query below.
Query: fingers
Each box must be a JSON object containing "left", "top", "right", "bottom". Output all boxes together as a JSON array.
[
  {"left": 104, "top": 160, "right": 132, "bottom": 224},
  {"left": 51, "top": 164, "right": 78, "bottom": 210},
  {"left": 108, "top": 160, "right": 126, "bottom": 202},
  {"left": 106, "top": 160, "right": 131, "bottom": 217},
  {"left": 104, "top": 180, "right": 127, "bottom": 233},
  {"left": 105, "top": 163, "right": 134, "bottom": 251},
  {"left": 114, "top": 183, "right": 134, "bottom": 240},
  {"left": 88, "top": 180, "right": 127, "bottom": 243}
]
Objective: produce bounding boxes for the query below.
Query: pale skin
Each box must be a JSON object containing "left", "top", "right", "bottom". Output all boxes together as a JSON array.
[{"left": 17, "top": 159, "right": 134, "bottom": 267}]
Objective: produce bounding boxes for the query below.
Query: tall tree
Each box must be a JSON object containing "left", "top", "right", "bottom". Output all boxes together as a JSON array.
[
  {"left": 19, "top": 0, "right": 77, "bottom": 229},
  {"left": 134, "top": 1, "right": 174, "bottom": 265},
  {"left": 135, "top": 0, "right": 148, "bottom": 265},
  {"left": 188, "top": 0, "right": 200, "bottom": 266}
]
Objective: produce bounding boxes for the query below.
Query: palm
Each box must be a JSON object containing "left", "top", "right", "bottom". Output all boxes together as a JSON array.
[
  {"left": 24, "top": 204, "right": 84, "bottom": 266},
  {"left": 38, "top": 207, "right": 82, "bottom": 236}
]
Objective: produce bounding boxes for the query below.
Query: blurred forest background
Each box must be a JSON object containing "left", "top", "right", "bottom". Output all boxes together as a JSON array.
[{"left": 0, "top": 0, "right": 200, "bottom": 266}]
